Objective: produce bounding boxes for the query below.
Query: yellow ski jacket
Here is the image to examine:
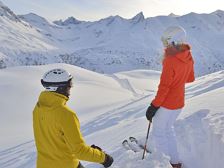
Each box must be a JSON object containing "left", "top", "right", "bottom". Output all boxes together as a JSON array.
[{"left": 33, "top": 91, "right": 105, "bottom": 168}]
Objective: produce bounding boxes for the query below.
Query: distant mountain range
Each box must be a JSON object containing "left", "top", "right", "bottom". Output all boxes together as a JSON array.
[{"left": 0, "top": 1, "right": 224, "bottom": 76}]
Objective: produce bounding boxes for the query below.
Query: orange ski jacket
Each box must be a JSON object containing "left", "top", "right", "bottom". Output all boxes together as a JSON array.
[
  {"left": 33, "top": 91, "right": 105, "bottom": 168},
  {"left": 152, "top": 44, "right": 195, "bottom": 109}
]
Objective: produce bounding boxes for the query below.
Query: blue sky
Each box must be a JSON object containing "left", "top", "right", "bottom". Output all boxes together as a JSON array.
[{"left": 1, "top": 0, "right": 224, "bottom": 21}]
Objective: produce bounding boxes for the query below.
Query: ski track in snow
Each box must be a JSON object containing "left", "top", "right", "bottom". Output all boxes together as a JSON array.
[
  {"left": 186, "top": 70, "right": 224, "bottom": 98},
  {"left": 0, "top": 141, "right": 36, "bottom": 168},
  {"left": 82, "top": 94, "right": 151, "bottom": 137},
  {"left": 108, "top": 74, "right": 140, "bottom": 97}
]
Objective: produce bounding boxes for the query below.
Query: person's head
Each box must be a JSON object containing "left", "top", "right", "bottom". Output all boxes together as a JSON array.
[
  {"left": 161, "top": 26, "right": 186, "bottom": 48},
  {"left": 41, "top": 68, "right": 73, "bottom": 98}
]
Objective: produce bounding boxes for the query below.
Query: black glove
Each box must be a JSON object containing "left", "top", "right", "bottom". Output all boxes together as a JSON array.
[
  {"left": 102, "top": 153, "right": 114, "bottom": 168},
  {"left": 77, "top": 162, "right": 85, "bottom": 168},
  {"left": 91, "top": 144, "right": 102, "bottom": 151},
  {"left": 146, "top": 103, "right": 160, "bottom": 121}
]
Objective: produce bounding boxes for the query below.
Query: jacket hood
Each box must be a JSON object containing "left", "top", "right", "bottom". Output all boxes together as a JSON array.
[
  {"left": 165, "top": 44, "right": 193, "bottom": 63},
  {"left": 38, "top": 91, "right": 68, "bottom": 107}
]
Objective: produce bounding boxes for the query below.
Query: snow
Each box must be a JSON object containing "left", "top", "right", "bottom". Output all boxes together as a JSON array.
[
  {"left": 0, "top": 2, "right": 19, "bottom": 22},
  {"left": 177, "top": 87, "right": 224, "bottom": 168},
  {"left": 0, "top": 63, "right": 224, "bottom": 168},
  {"left": 0, "top": 1, "right": 224, "bottom": 167},
  {"left": 53, "top": 17, "right": 83, "bottom": 26},
  {"left": 130, "top": 12, "right": 145, "bottom": 23},
  {"left": 19, "top": 13, "right": 51, "bottom": 26},
  {"left": 0, "top": 1, "right": 223, "bottom": 75}
]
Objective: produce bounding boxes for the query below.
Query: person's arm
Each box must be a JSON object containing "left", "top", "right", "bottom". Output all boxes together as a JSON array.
[
  {"left": 60, "top": 109, "right": 105, "bottom": 163},
  {"left": 186, "top": 69, "right": 195, "bottom": 83},
  {"left": 152, "top": 58, "right": 174, "bottom": 107},
  {"left": 186, "top": 59, "right": 195, "bottom": 83}
]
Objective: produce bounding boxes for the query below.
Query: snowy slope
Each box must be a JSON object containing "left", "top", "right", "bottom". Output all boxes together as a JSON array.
[
  {"left": 0, "top": 64, "right": 224, "bottom": 168},
  {"left": 0, "top": 1, "right": 223, "bottom": 75},
  {"left": 0, "top": 2, "right": 65, "bottom": 69},
  {"left": 0, "top": 63, "right": 136, "bottom": 149}
]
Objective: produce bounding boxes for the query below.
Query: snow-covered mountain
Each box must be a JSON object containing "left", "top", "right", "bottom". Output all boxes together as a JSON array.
[
  {"left": 0, "top": 1, "right": 224, "bottom": 75},
  {"left": 53, "top": 17, "right": 84, "bottom": 26},
  {"left": 0, "top": 63, "right": 223, "bottom": 168},
  {"left": 0, "top": 1, "right": 20, "bottom": 22}
]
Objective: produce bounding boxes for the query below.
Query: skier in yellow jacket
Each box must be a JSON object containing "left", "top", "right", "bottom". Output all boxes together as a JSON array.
[{"left": 33, "top": 68, "right": 113, "bottom": 168}]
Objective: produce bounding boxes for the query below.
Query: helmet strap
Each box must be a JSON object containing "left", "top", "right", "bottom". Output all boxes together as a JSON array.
[{"left": 45, "top": 86, "right": 58, "bottom": 91}]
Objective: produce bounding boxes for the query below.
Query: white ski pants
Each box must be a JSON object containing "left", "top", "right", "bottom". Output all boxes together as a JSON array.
[{"left": 150, "top": 107, "right": 182, "bottom": 164}]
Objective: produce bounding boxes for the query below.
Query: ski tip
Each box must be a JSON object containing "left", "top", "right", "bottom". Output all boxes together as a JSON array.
[
  {"left": 129, "top": 137, "right": 135, "bottom": 139},
  {"left": 122, "top": 139, "right": 128, "bottom": 145},
  {"left": 129, "top": 137, "right": 137, "bottom": 142}
]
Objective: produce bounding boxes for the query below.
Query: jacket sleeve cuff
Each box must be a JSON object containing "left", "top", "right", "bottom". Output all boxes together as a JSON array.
[{"left": 151, "top": 101, "right": 160, "bottom": 109}]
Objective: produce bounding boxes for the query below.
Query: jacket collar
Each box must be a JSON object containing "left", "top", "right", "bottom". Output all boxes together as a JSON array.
[
  {"left": 164, "top": 44, "right": 193, "bottom": 63},
  {"left": 38, "top": 91, "right": 68, "bottom": 107},
  {"left": 165, "top": 44, "right": 190, "bottom": 56}
]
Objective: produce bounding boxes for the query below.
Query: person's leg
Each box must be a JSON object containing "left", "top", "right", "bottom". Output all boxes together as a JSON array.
[
  {"left": 150, "top": 107, "right": 182, "bottom": 165},
  {"left": 150, "top": 107, "right": 172, "bottom": 156},
  {"left": 166, "top": 108, "right": 182, "bottom": 165}
]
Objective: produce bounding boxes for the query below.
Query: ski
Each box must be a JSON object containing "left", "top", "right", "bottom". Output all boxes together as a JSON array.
[
  {"left": 122, "top": 137, "right": 151, "bottom": 153},
  {"left": 122, "top": 139, "right": 135, "bottom": 152},
  {"left": 129, "top": 137, "right": 151, "bottom": 153}
]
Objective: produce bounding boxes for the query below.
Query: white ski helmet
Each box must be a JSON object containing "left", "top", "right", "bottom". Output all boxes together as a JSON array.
[
  {"left": 41, "top": 68, "right": 73, "bottom": 91},
  {"left": 161, "top": 26, "right": 186, "bottom": 47}
]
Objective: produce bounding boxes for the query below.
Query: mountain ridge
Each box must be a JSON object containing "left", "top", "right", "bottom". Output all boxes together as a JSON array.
[{"left": 0, "top": 1, "right": 223, "bottom": 76}]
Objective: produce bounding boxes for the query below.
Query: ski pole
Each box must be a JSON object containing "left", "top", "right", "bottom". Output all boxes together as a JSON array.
[{"left": 142, "top": 121, "right": 151, "bottom": 160}]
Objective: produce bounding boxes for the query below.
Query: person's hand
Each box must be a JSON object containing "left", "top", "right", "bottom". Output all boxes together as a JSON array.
[
  {"left": 91, "top": 144, "right": 102, "bottom": 151},
  {"left": 145, "top": 103, "right": 160, "bottom": 121},
  {"left": 102, "top": 153, "right": 114, "bottom": 167}
]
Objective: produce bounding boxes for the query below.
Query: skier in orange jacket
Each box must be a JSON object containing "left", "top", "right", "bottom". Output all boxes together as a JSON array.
[{"left": 146, "top": 26, "right": 195, "bottom": 168}]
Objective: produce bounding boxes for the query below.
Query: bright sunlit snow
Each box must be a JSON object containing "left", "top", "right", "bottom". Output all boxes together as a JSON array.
[
  {"left": 0, "top": 1, "right": 224, "bottom": 168},
  {"left": 0, "top": 63, "right": 223, "bottom": 168}
]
